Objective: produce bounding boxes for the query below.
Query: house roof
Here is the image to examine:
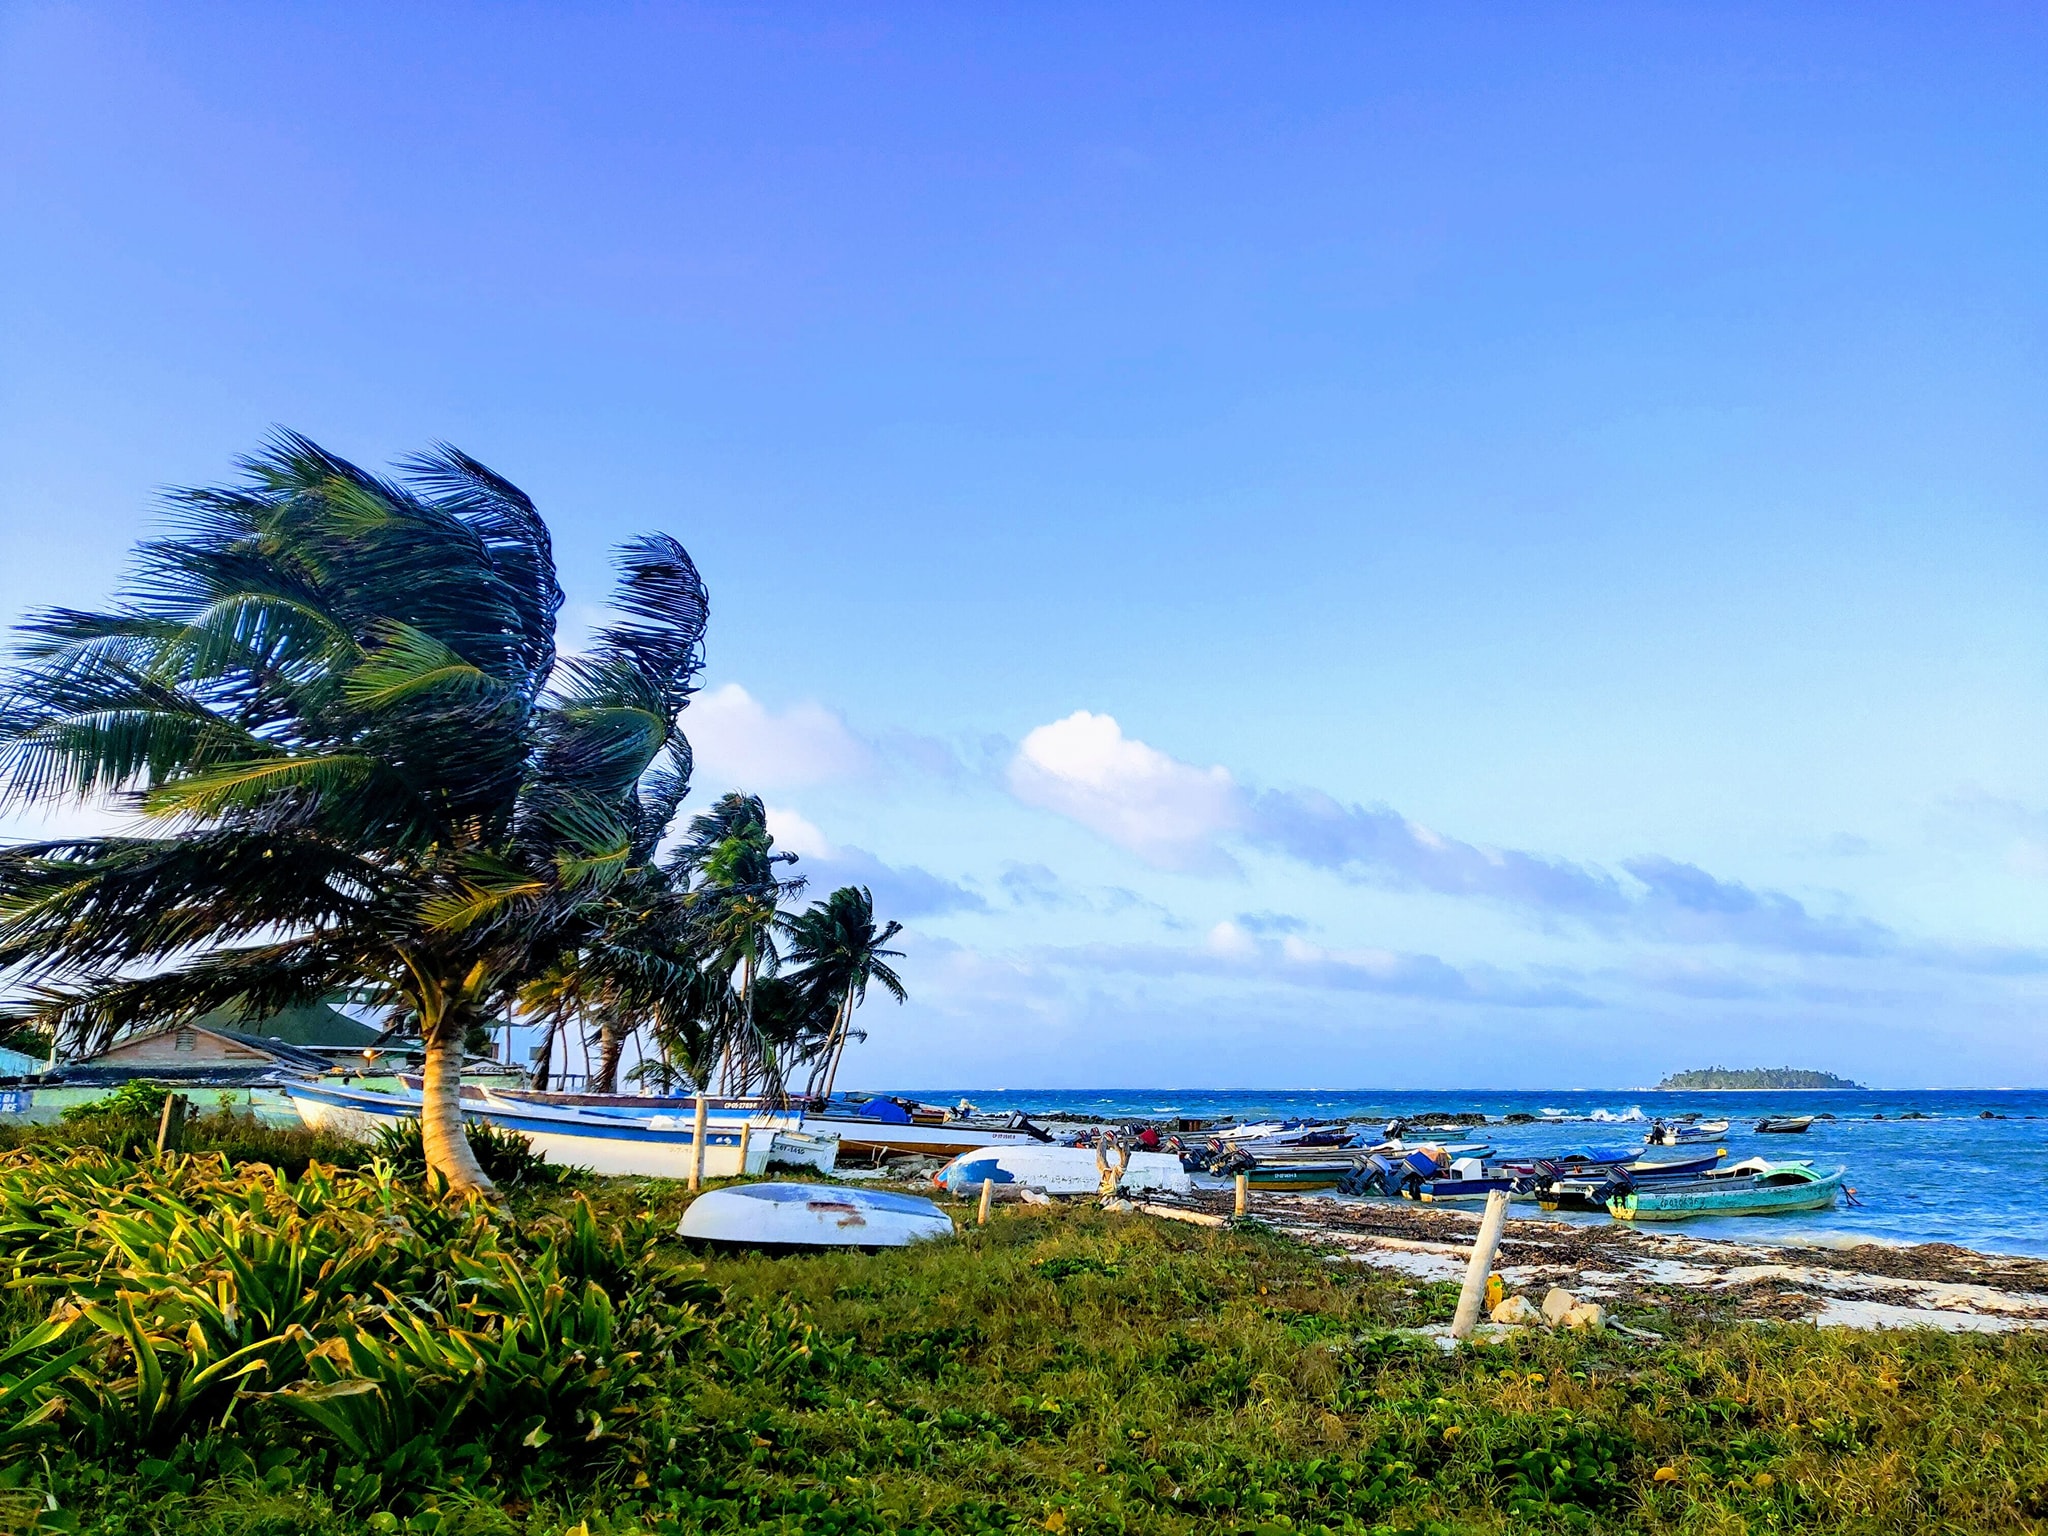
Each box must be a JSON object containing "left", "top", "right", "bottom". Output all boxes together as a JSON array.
[{"left": 195, "top": 998, "right": 379, "bottom": 1048}]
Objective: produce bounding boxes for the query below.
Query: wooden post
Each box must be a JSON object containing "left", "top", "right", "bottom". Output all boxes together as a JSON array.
[
  {"left": 689, "top": 1096, "right": 709, "bottom": 1191},
  {"left": 1450, "top": 1189, "right": 1512, "bottom": 1340},
  {"left": 978, "top": 1177, "right": 994, "bottom": 1225},
  {"left": 1234, "top": 1172, "right": 1248, "bottom": 1217},
  {"left": 155, "top": 1092, "right": 188, "bottom": 1155},
  {"left": 738, "top": 1120, "right": 754, "bottom": 1177}
]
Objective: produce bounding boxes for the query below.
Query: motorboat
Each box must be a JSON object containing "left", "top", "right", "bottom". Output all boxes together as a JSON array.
[
  {"left": 678, "top": 1182, "right": 954, "bottom": 1250},
  {"left": 476, "top": 1087, "right": 839, "bottom": 1172},
  {"left": 1754, "top": 1115, "right": 1815, "bottom": 1134},
  {"left": 1607, "top": 1159, "right": 1846, "bottom": 1220},
  {"left": 498, "top": 1087, "right": 1051, "bottom": 1160},
  {"left": 284, "top": 1081, "right": 777, "bottom": 1179},
  {"left": 1643, "top": 1118, "right": 1729, "bottom": 1145}
]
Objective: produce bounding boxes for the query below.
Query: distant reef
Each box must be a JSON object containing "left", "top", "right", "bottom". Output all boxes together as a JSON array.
[{"left": 1655, "top": 1066, "right": 1863, "bottom": 1091}]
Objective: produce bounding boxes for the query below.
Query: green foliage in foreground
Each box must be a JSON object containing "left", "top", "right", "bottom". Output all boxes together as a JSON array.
[{"left": 0, "top": 1130, "right": 2041, "bottom": 1534}]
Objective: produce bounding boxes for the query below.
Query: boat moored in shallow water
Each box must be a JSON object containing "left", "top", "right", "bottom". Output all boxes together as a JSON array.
[{"left": 1606, "top": 1158, "right": 1845, "bottom": 1220}]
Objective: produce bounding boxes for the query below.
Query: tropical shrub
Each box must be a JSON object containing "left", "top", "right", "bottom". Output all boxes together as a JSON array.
[
  {"left": 369, "top": 1115, "right": 574, "bottom": 1188},
  {"left": 0, "top": 1149, "right": 718, "bottom": 1476}
]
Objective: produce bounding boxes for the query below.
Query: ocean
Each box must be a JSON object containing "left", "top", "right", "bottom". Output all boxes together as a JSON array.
[{"left": 900, "top": 1087, "right": 2048, "bottom": 1258}]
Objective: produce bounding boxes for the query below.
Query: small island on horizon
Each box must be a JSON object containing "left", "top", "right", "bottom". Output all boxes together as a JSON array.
[{"left": 1655, "top": 1066, "right": 1864, "bottom": 1091}]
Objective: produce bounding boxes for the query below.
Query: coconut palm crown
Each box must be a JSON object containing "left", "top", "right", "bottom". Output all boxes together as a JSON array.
[{"left": 0, "top": 433, "right": 708, "bottom": 1195}]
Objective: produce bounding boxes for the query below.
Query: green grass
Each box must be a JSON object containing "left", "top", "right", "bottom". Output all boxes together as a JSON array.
[{"left": 0, "top": 1124, "right": 2044, "bottom": 1534}]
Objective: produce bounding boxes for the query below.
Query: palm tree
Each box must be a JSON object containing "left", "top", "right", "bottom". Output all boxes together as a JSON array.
[
  {"left": 668, "top": 793, "right": 805, "bottom": 1097},
  {"left": 0, "top": 433, "right": 708, "bottom": 1197},
  {"left": 781, "top": 886, "right": 905, "bottom": 1101}
]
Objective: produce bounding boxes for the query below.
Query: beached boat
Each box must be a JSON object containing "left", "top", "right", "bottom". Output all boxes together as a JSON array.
[
  {"left": 475, "top": 1087, "right": 840, "bottom": 1172},
  {"left": 932, "top": 1144, "right": 1191, "bottom": 1197},
  {"left": 284, "top": 1082, "right": 777, "bottom": 1179},
  {"left": 678, "top": 1183, "right": 954, "bottom": 1251},
  {"left": 1606, "top": 1158, "right": 1845, "bottom": 1220},
  {"left": 1754, "top": 1115, "right": 1815, "bottom": 1134},
  {"left": 499, "top": 1087, "right": 1049, "bottom": 1160}
]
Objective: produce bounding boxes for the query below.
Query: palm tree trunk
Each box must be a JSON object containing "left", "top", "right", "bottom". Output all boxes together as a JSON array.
[
  {"left": 420, "top": 1010, "right": 498, "bottom": 1202},
  {"left": 592, "top": 1020, "right": 626, "bottom": 1094},
  {"left": 821, "top": 991, "right": 856, "bottom": 1100},
  {"left": 531, "top": 1008, "right": 564, "bottom": 1091}
]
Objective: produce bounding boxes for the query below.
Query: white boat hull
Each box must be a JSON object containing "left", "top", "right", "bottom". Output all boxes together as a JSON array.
[
  {"left": 679, "top": 1182, "right": 955, "bottom": 1249},
  {"left": 933, "top": 1145, "right": 1191, "bottom": 1197},
  {"left": 285, "top": 1083, "right": 777, "bottom": 1179}
]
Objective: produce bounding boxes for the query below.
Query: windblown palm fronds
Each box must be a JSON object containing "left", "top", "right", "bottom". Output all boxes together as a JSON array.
[{"left": 0, "top": 433, "right": 708, "bottom": 1195}]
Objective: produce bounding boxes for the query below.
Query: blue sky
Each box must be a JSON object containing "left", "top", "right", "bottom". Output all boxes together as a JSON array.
[{"left": 4, "top": 3, "right": 2047, "bottom": 1087}]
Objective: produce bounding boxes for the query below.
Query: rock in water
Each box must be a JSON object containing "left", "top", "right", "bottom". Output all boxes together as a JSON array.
[
  {"left": 1490, "top": 1295, "right": 1543, "bottom": 1326},
  {"left": 1541, "top": 1288, "right": 1578, "bottom": 1327}
]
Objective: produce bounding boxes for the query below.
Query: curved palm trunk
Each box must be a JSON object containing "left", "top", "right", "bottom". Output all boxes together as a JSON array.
[
  {"left": 592, "top": 1020, "right": 626, "bottom": 1094},
  {"left": 821, "top": 993, "right": 857, "bottom": 1100},
  {"left": 530, "top": 1009, "right": 563, "bottom": 1091},
  {"left": 420, "top": 1016, "right": 498, "bottom": 1202}
]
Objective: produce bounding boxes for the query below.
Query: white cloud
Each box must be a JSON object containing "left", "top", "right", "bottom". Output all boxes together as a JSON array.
[
  {"left": 686, "top": 684, "right": 870, "bottom": 792},
  {"left": 1204, "top": 919, "right": 1257, "bottom": 959},
  {"left": 764, "top": 804, "right": 837, "bottom": 860},
  {"left": 1008, "top": 711, "right": 1241, "bottom": 870}
]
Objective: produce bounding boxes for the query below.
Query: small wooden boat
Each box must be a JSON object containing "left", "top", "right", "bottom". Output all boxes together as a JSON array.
[
  {"left": 500, "top": 1087, "right": 1050, "bottom": 1160},
  {"left": 1534, "top": 1149, "right": 1724, "bottom": 1210},
  {"left": 284, "top": 1082, "right": 776, "bottom": 1179},
  {"left": 477, "top": 1088, "right": 840, "bottom": 1172},
  {"left": 1754, "top": 1115, "right": 1815, "bottom": 1134},
  {"left": 1643, "top": 1119, "right": 1729, "bottom": 1145},
  {"left": 678, "top": 1182, "right": 954, "bottom": 1250},
  {"left": 933, "top": 1145, "right": 1191, "bottom": 1197},
  {"left": 1607, "top": 1159, "right": 1845, "bottom": 1220}
]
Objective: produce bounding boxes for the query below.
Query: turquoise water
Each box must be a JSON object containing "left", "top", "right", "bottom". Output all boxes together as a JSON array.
[{"left": 903, "top": 1088, "right": 2048, "bottom": 1257}]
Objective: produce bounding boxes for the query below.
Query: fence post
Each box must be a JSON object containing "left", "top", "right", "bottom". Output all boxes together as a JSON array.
[
  {"left": 738, "top": 1120, "right": 753, "bottom": 1177},
  {"left": 689, "top": 1096, "right": 709, "bottom": 1191},
  {"left": 978, "top": 1176, "right": 994, "bottom": 1225},
  {"left": 1234, "top": 1172, "right": 1248, "bottom": 1217},
  {"left": 155, "top": 1092, "right": 188, "bottom": 1156},
  {"left": 1451, "top": 1189, "right": 1512, "bottom": 1340}
]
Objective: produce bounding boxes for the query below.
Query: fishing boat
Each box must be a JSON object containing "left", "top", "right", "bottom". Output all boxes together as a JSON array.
[
  {"left": 1643, "top": 1119, "right": 1729, "bottom": 1145},
  {"left": 284, "top": 1082, "right": 777, "bottom": 1179},
  {"left": 475, "top": 1087, "right": 840, "bottom": 1172},
  {"left": 1533, "top": 1148, "right": 1724, "bottom": 1210},
  {"left": 1606, "top": 1159, "right": 1846, "bottom": 1220},
  {"left": 499, "top": 1087, "right": 1051, "bottom": 1160},
  {"left": 1755, "top": 1115, "right": 1815, "bottom": 1134},
  {"left": 932, "top": 1144, "right": 1191, "bottom": 1197},
  {"left": 1406, "top": 1156, "right": 1519, "bottom": 1203},
  {"left": 678, "top": 1183, "right": 954, "bottom": 1251}
]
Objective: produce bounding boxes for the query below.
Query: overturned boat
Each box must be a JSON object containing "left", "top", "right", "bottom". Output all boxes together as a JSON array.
[{"left": 679, "top": 1182, "right": 954, "bottom": 1251}]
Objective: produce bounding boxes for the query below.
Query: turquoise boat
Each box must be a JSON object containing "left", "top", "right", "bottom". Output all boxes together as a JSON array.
[{"left": 1606, "top": 1159, "right": 1846, "bottom": 1221}]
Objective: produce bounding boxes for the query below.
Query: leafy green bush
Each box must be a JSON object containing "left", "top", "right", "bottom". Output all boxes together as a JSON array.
[
  {"left": 370, "top": 1114, "right": 575, "bottom": 1187},
  {"left": 57, "top": 1080, "right": 171, "bottom": 1124},
  {"left": 0, "top": 1148, "right": 718, "bottom": 1482}
]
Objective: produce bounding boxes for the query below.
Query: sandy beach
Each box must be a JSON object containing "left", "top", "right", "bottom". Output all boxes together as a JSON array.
[{"left": 1129, "top": 1186, "right": 2048, "bottom": 1333}]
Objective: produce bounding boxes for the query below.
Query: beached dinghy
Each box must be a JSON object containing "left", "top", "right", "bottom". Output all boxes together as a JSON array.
[
  {"left": 933, "top": 1144, "right": 1191, "bottom": 1197},
  {"left": 1606, "top": 1158, "right": 1845, "bottom": 1220},
  {"left": 284, "top": 1082, "right": 776, "bottom": 1178},
  {"left": 679, "top": 1183, "right": 954, "bottom": 1251}
]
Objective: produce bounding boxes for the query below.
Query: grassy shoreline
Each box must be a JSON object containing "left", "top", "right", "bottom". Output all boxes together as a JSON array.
[{"left": 1, "top": 1118, "right": 2045, "bottom": 1533}]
